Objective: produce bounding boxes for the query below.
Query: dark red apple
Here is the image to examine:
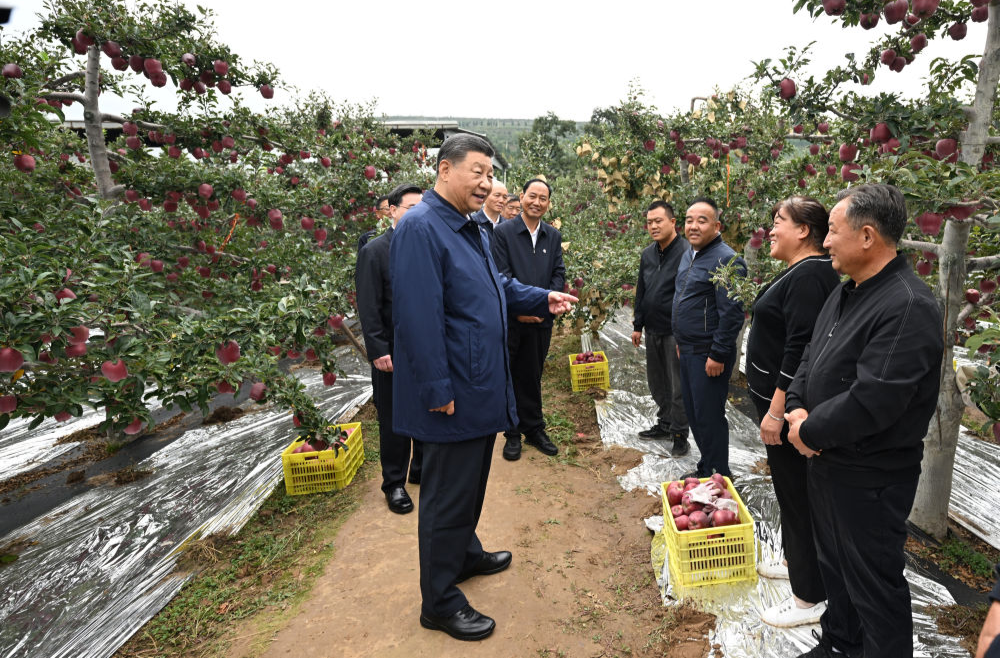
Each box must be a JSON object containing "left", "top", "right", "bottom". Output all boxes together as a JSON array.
[
  {"left": 915, "top": 212, "right": 943, "bottom": 236},
  {"left": 215, "top": 340, "right": 241, "bottom": 364},
  {"left": 67, "top": 326, "right": 90, "bottom": 345},
  {"left": 823, "top": 0, "right": 846, "bottom": 14},
  {"left": 859, "top": 12, "right": 880, "bottom": 28},
  {"left": 198, "top": 183, "right": 213, "bottom": 198},
  {"left": 674, "top": 515, "right": 689, "bottom": 531},
  {"left": 881, "top": 48, "right": 897, "bottom": 66},
  {"left": 0, "top": 347, "right": 24, "bottom": 372},
  {"left": 842, "top": 163, "right": 861, "bottom": 182},
  {"left": 870, "top": 122, "right": 892, "bottom": 144},
  {"left": 911, "top": 0, "right": 939, "bottom": 18},
  {"left": 980, "top": 279, "right": 997, "bottom": 294},
  {"left": 301, "top": 216, "right": 315, "bottom": 230},
  {"left": 971, "top": 5, "right": 989, "bottom": 22},
  {"left": 884, "top": 0, "right": 908, "bottom": 23},
  {"left": 55, "top": 288, "right": 76, "bottom": 302},
  {"left": 13, "top": 154, "right": 35, "bottom": 172},
  {"left": 666, "top": 481, "right": 684, "bottom": 506},
  {"left": 327, "top": 314, "right": 344, "bottom": 329},
  {"left": 911, "top": 33, "right": 928, "bottom": 54},
  {"left": 249, "top": 382, "right": 266, "bottom": 400},
  {"left": 323, "top": 371, "right": 337, "bottom": 386},
  {"left": 966, "top": 289, "right": 981, "bottom": 304},
  {"left": 935, "top": 138, "right": 957, "bottom": 159},
  {"left": 363, "top": 165, "right": 376, "bottom": 180},
  {"left": 779, "top": 78, "right": 796, "bottom": 99},
  {"left": 123, "top": 417, "right": 144, "bottom": 435},
  {"left": 101, "top": 359, "right": 129, "bottom": 382},
  {"left": 54, "top": 411, "right": 72, "bottom": 422},
  {"left": 687, "top": 510, "right": 710, "bottom": 530},
  {"left": 949, "top": 22, "right": 968, "bottom": 40},
  {"left": 0, "top": 395, "right": 16, "bottom": 414},
  {"left": 259, "top": 84, "right": 274, "bottom": 99},
  {"left": 2, "top": 63, "right": 23, "bottom": 78}
]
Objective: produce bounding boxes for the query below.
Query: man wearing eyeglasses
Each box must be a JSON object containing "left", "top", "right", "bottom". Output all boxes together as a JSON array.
[
  {"left": 356, "top": 182, "right": 424, "bottom": 514},
  {"left": 358, "top": 195, "right": 391, "bottom": 252},
  {"left": 501, "top": 194, "right": 521, "bottom": 220}
]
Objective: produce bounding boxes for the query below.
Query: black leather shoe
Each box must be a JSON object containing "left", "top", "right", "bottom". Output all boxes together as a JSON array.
[
  {"left": 408, "top": 471, "right": 421, "bottom": 485},
  {"left": 420, "top": 603, "right": 495, "bottom": 641},
  {"left": 456, "top": 550, "right": 512, "bottom": 583},
  {"left": 638, "top": 425, "right": 669, "bottom": 439},
  {"left": 502, "top": 433, "right": 521, "bottom": 461},
  {"left": 670, "top": 435, "right": 690, "bottom": 457},
  {"left": 385, "top": 486, "right": 413, "bottom": 514},
  {"left": 524, "top": 430, "right": 558, "bottom": 456}
]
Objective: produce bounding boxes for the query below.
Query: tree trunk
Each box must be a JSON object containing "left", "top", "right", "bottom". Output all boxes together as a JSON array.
[
  {"left": 81, "top": 45, "right": 117, "bottom": 199},
  {"left": 909, "top": 3, "right": 1000, "bottom": 539}
]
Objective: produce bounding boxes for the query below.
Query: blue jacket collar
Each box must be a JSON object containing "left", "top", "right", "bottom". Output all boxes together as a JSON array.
[{"left": 427, "top": 189, "right": 473, "bottom": 233}]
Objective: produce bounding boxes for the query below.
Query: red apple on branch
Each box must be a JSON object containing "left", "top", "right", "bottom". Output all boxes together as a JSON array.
[
  {"left": 0, "top": 347, "right": 24, "bottom": 372},
  {"left": 0, "top": 395, "right": 16, "bottom": 414},
  {"left": 215, "top": 340, "right": 241, "bottom": 364},
  {"left": 101, "top": 359, "right": 129, "bottom": 382}
]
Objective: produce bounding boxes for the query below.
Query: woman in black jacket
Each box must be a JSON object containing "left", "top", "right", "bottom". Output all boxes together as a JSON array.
[{"left": 746, "top": 196, "right": 840, "bottom": 628}]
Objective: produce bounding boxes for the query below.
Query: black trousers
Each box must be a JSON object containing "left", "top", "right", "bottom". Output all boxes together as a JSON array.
[
  {"left": 809, "top": 463, "right": 918, "bottom": 658},
  {"left": 646, "top": 333, "right": 688, "bottom": 434},
  {"left": 418, "top": 434, "right": 495, "bottom": 617},
  {"left": 677, "top": 351, "right": 734, "bottom": 477},
  {"left": 371, "top": 366, "right": 422, "bottom": 493},
  {"left": 751, "top": 397, "right": 825, "bottom": 604},
  {"left": 507, "top": 323, "right": 552, "bottom": 437}
]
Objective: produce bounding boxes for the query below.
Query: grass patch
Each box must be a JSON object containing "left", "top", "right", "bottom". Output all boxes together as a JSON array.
[
  {"left": 115, "top": 404, "right": 380, "bottom": 658},
  {"left": 940, "top": 537, "right": 996, "bottom": 580},
  {"left": 545, "top": 408, "right": 581, "bottom": 466}
]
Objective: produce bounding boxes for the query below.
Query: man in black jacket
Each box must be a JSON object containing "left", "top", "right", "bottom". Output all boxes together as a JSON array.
[
  {"left": 632, "top": 200, "right": 689, "bottom": 456},
  {"left": 785, "top": 184, "right": 943, "bottom": 658},
  {"left": 491, "top": 178, "right": 565, "bottom": 460},
  {"left": 356, "top": 182, "right": 424, "bottom": 514}
]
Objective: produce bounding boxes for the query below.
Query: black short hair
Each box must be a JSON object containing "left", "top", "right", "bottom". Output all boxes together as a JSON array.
[
  {"left": 646, "top": 200, "right": 675, "bottom": 217},
  {"left": 387, "top": 182, "right": 422, "bottom": 208},
  {"left": 835, "top": 184, "right": 907, "bottom": 244},
  {"left": 506, "top": 194, "right": 520, "bottom": 203},
  {"left": 522, "top": 178, "right": 552, "bottom": 195},
  {"left": 375, "top": 195, "right": 390, "bottom": 208},
  {"left": 688, "top": 197, "right": 719, "bottom": 221},
  {"left": 436, "top": 133, "right": 494, "bottom": 173},
  {"left": 771, "top": 196, "right": 829, "bottom": 251}
]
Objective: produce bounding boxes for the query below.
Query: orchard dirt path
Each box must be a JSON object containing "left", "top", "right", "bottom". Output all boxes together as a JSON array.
[{"left": 224, "top": 434, "right": 713, "bottom": 658}]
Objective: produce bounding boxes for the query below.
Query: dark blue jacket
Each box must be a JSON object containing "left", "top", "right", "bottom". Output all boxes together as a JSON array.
[
  {"left": 491, "top": 215, "right": 565, "bottom": 329},
  {"left": 471, "top": 208, "right": 503, "bottom": 235},
  {"left": 390, "top": 190, "right": 551, "bottom": 442},
  {"left": 671, "top": 234, "right": 747, "bottom": 362}
]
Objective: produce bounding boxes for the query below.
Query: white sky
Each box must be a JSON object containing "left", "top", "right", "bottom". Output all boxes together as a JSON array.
[{"left": 4, "top": 0, "right": 989, "bottom": 122}]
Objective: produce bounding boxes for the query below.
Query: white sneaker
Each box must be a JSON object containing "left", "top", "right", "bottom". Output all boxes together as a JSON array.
[
  {"left": 756, "top": 561, "right": 790, "bottom": 579},
  {"left": 760, "top": 597, "right": 826, "bottom": 628}
]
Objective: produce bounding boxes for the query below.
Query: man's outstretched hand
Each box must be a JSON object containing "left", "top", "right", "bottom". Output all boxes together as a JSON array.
[{"left": 548, "top": 291, "right": 578, "bottom": 315}]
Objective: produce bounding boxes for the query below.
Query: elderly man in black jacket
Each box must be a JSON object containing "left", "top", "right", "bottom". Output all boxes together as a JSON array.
[
  {"left": 355, "top": 182, "right": 424, "bottom": 514},
  {"left": 785, "top": 184, "right": 943, "bottom": 658},
  {"left": 491, "top": 178, "right": 565, "bottom": 460},
  {"left": 632, "top": 200, "right": 689, "bottom": 456}
]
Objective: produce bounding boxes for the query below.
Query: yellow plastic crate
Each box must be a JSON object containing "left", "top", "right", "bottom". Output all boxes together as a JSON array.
[
  {"left": 568, "top": 350, "right": 610, "bottom": 392},
  {"left": 281, "top": 422, "right": 363, "bottom": 496},
  {"left": 660, "top": 476, "right": 757, "bottom": 596}
]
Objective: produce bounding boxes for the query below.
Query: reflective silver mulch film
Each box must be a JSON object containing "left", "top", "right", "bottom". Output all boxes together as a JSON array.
[
  {"left": 594, "top": 309, "right": 987, "bottom": 658},
  {"left": 0, "top": 348, "right": 372, "bottom": 658}
]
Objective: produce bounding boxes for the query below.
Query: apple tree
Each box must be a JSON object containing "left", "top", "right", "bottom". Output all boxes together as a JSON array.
[
  {"left": 0, "top": 0, "right": 434, "bottom": 445},
  {"left": 757, "top": 0, "right": 1000, "bottom": 539}
]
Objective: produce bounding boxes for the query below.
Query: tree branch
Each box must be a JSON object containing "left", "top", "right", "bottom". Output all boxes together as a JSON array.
[
  {"left": 969, "top": 255, "right": 1000, "bottom": 272},
  {"left": 901, "top": 239, "right": 940, "bottom": 254},
  {"left": 101, "top": 113, "right": 167, "bottom": 131},
  {"left": 827, "top": 106, "right": 861, "bottom": 124},
  {"left": 42, "top": 71, "right": 85, "bottom": 89},
  {"left": 957, "top": 301, "right": 976, "bottom": 323},
  {"left": 40, "top": 91, "right": 86, "bottom": 104}
]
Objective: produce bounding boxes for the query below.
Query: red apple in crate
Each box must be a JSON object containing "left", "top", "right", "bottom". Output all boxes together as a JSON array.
[
  {"left": 671, "top": 504, "right": 684, "bottom": 518},
  {"left": 712, "top": 509, "right": 739, "bottom": 527},
  {"left": 687, "top": 510, "right": 710, "bottom": 530},
  {"left": 674, "top": 515, "right": 690, "bottom": 531},
  {"left": 666, "top": 481, "right": 685, "bottom": 506}
]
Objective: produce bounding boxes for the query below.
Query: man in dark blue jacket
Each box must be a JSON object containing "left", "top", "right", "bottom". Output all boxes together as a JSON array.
[
  {"left": 491, "top": 178, "right": 564, "bottom": 460},
  {"left": 671, "top": 198, "right": 746, "bottom": 479},
  {"left": 390, "top": 134, "right": 576, "bottom": 642},
  {"left": 356, "top": 182, "right": 424, "bottom": 514},
  {"left": 786, "top": 184, "right": 943, "bottom": 658}
]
